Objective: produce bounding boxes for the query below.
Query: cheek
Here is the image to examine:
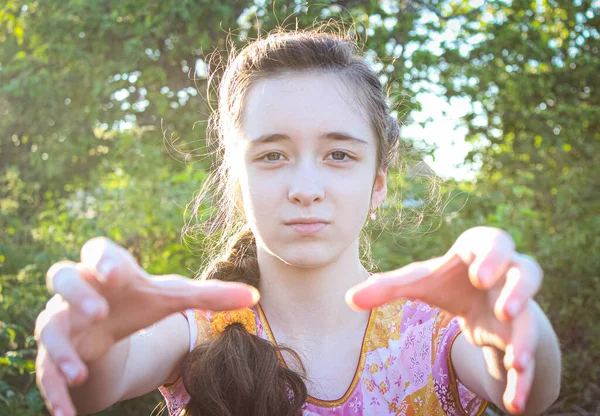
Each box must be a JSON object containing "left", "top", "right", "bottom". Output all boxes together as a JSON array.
[
  {"left": 342, "top": 182, "right": 372, "bottom": 228},
  {"left": 337, "top": 171, "right": 376, "bottom": 230},
  {"left": 336, "top": 168, "right": 375, "bottom": 202},
  {"left": 241, "top": 182, "right": 284, "bottom": 250},
  {"left": 239, "top": 173, "right": 281, "bottom": 224}
]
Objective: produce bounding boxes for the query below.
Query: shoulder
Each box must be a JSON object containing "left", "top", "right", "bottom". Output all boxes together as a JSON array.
[{"left": 183, "top": 309, "right": 214, "bottom": 350}]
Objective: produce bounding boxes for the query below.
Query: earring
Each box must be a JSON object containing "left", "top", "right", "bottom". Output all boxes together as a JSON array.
[{"left": 369, "top": 209, "right": 377, "bottom": 221}]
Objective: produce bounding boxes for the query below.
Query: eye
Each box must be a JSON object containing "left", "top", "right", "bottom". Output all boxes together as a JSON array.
[
  {"left": 327, "top": 150, "right": 351, "bottom": 161},
  {"left": 262, "top": 152, "right": 284, "bottom": 162}
]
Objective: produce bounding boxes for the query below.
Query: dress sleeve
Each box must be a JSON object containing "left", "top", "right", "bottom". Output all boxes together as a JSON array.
[{"left": 431, "top": 311, "right": 488, "bottom": 416}]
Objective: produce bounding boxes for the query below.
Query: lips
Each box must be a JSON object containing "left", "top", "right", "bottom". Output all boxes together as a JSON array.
[{"left": 284, "top": 218, "right": 330, "bottom": 236}]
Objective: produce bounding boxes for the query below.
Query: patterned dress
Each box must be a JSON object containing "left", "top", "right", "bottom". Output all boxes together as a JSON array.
[{"left": 159, "top": 299, "right": 488, "bottom": 415}]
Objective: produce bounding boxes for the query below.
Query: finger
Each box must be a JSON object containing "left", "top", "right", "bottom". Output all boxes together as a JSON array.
[
  {"left": 450, "top": 227, "right": 515, "bottom": 289},
  {"left": 46, "top": 294, "right": 63, "bottom": 311},
  {"left": 495, "top": 253, "right": 543, "bottom": 321},
  {"left": 40, "top": 295, "right": 92, "bottom": 340},
  {"left": 494, "top": 265, "right": 521, "bottom": 323},
  {"left": 37, "top": 307, "right": 89, "bottom": 387},
  {"left": 153, "top": 276, "right": 261, "bottom": 313},
  {"left": 344, "top": 259, "right": 445, "bottom": 311},
  {"left": 106, "top": 277, "right": 261, "bottom": 341},
  {"left": 503, "top": 361, "right": 536, "bottom": 414},
  {"left": 47, "top": 262, "right": 109, "bottom": 321},
  {"left": 36, "top": 345, "right": 77, "bottom": 416},
  {"left": 502, "top": 303, "right": 539, "bottom": 413},
  {"left": 80, "top": 237, "right": 147, "bottom": 289},
  {"left": 505, "top": 302, "right": 539, "bottom": 374},
  {"left": 47, "top": 260, "right": 76, "bottom": 292}
]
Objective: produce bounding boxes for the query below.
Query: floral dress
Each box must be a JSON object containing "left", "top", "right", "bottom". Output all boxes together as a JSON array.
[{"left": 159, "top": 299, "right": 488, "bottom": 415}]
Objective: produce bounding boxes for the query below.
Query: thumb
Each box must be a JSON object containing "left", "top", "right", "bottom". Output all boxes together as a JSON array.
[
  {"left": 151, "top": 276, "right": 261, "bottom": 314},
  {"left": 346, "top": 254, "right": 472, "bottom": 313},
  {"left": 346, "top": 258, "right": 444, "bottom": 311},
  {"left": 80, "top": 237, "right": 147, "bottom": 288},
  {"left": 105, "top": 275, "right": 261, "bottom": 341}
]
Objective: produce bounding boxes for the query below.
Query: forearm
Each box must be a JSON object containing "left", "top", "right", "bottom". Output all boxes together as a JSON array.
[
  {"left": 69, "top": 336, "right": 132, "bottom": 414},
  {"left": 483, "top": 301, "right": 561, "bottom": 415},
  {"left": 70, "top": 312, "right": 190, "bottom": 413}
]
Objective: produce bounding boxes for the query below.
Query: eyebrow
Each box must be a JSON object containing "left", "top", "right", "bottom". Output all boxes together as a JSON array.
[{"left": 248, "top": 132, "right": 369, "bottom": 146}]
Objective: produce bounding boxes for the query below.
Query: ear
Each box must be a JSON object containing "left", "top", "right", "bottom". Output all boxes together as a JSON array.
[{"left": 371, "top": 166, "right": 388, "bottom": 209}]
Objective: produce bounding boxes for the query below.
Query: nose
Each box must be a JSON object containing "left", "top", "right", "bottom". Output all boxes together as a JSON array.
[{"left": 287, "top": 159, "right": 325, "bottom": 205}]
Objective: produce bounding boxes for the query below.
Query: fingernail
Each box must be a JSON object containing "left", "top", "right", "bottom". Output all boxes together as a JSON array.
[
  {"left": 345, "top": 290, "right": 362, "bottom": 312},
  {"left": 249, "top": 287, "right": 260, "bottom": 304},
  {"left": 82, "top": 299, "right": 99, "bottom": 318},
  {"left": 54, "top": 409, "right": 63, "bottom": 416},
  {"left": 478, "top": 265, "right": 492, "bottom": 285},
  {"left": 506, "top": 298, "right": 520, "bottom": 319},
  {"left": 97, "top": 258, "right": 115, "bottom": 280},
  {"left": 60, "top": 363, "right": 79, "bottom": 382}
]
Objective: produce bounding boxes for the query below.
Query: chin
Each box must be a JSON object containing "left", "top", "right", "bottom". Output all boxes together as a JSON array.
[{"left": 268, "top": 240, "right": 344, "bottom": 269}]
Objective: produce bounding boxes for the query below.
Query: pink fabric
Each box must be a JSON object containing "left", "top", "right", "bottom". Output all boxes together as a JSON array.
[{"left": 158, "top": 299, "right": 487, "bottom": 415}]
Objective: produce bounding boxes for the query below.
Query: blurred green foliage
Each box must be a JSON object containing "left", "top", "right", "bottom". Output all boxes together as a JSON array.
[{"left": 1, "top": 0, "right": 598, "bottom": 414}]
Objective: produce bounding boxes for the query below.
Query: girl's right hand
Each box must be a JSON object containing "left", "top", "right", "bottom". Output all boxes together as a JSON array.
[{"left": 35, "top": 237, "right": 260, "bottom": 416}]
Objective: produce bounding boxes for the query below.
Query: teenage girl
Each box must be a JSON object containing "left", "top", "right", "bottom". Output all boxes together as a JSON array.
[{"left": 34, "top": 30, "right": 561, "bottom": 416}]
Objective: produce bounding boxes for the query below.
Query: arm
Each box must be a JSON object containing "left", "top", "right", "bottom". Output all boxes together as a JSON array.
[
  {"left": 70, "top": 312, "right": 189, "bottom": 414},
  {"left": 451, "top": 301, "right": 561, "bottom": 415}
]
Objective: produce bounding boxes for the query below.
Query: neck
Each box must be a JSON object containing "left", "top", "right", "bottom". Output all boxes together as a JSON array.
[{"left": 256, "top": 238, "right": 370, "bottom": 337}]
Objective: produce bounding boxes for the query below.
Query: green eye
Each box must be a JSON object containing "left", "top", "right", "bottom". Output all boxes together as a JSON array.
[
  {"left": 330, "top": 151, "right": 348, "bottom": 160},
  {"left": 265, "top": 152, "right": 282, "bottom": 161}
]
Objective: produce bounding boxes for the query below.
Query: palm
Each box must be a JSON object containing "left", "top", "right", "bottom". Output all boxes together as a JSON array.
[{"left": 409, "top": 253, "right": 512, "bottom": 350}]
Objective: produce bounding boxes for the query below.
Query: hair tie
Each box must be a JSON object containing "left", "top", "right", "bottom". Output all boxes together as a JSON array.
[{"left": 211, "top": 307, "right": 258, "bottom": 336}]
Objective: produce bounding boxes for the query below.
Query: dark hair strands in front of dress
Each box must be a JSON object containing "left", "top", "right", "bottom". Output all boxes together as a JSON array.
[
  {"left": 180, "top": 321, "right": 308, "bottom": 416},
  {"left": 173, "top": 18, "right": 440, "bottom": 416}
]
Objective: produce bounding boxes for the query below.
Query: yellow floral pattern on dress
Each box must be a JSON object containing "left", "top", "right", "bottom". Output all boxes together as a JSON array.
[
  {"left": 363, "top": 378, "right": 376, "bottom": 392},
  {"left": 369, "top": 363, "right": 380, "bottom": 374}
]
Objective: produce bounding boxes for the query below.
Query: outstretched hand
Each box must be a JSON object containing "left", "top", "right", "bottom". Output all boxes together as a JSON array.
[
  {"left": 345, "top": 226, "right": 544, "bottom": 414},
  {"left": 35, "top": 237, "right": 259, "bottom": 416}
]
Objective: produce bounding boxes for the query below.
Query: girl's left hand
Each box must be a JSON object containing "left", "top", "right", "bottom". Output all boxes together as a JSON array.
[{"left": 345, "top": 226, "right": 544, "bottom": 414}]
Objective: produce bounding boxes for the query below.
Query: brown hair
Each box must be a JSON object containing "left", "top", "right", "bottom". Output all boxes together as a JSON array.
[{"left": 179, "top": 26, "right": 401, "bottom": 416}]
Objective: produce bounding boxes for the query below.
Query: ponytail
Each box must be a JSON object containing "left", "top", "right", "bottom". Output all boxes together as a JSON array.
[{"left": 179, "top": 230, "right": 308, "bottom": 416}]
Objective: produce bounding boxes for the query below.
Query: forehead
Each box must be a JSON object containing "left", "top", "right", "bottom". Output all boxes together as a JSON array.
[{"left": 239, "top": 71, "right": 376, "bottom": 145}]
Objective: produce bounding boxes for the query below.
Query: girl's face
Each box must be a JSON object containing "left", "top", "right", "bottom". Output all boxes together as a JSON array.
[{"left": 235, "top": 71, "right": 387, "bottom": 268}]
